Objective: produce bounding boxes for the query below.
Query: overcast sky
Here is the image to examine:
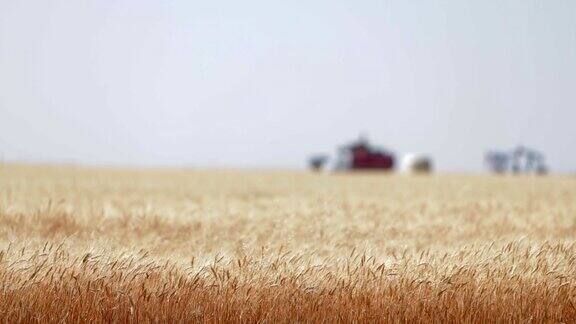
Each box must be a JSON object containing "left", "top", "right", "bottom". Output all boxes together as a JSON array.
[{"left": 1, "top": 0, "right": 575, "bottom": 172}]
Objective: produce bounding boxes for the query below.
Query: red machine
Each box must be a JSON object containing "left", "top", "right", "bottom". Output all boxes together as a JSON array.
[{"left": 335, "top": 137, "right": 395, "bottom": 171}]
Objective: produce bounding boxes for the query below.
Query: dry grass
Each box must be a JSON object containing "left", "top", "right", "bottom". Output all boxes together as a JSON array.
[{"left": 1, "top": 164, "right": 576, "bottom": 323}]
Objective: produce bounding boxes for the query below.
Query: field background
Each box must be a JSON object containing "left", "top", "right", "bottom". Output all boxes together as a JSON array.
[{"left": 1, "top": 164, "right": 576, "bottom": 322}]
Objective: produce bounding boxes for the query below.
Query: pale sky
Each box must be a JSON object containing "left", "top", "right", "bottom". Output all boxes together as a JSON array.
[{"left": 1, "top": 0, "right": 575, "bottom": 172}]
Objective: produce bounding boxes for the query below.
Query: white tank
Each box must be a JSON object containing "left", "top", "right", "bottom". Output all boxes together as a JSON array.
[{"left": 400, "top": 154, "right": 433, "bottom": 174}]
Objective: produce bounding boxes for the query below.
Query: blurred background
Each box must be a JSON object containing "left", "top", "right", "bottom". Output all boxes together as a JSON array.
[{"left": 0, "top": 1, "right": 575, "bottom": 172}]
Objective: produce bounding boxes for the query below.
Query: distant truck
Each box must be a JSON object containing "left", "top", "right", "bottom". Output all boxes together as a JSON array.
[{"left": 400, "top": 154, "right": 433, "bottom": 174}]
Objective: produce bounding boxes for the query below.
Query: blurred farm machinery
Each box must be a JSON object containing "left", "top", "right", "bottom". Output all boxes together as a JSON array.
[{"left": 485, "top": 146, "right": 548, "bottom": 175}]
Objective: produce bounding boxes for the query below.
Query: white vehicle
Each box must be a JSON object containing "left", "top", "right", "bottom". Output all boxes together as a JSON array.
[{"left": 400, "top": 154, "right": 433, "bottom": 174}]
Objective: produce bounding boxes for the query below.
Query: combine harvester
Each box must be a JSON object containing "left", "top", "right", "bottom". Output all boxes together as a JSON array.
[
  {"left": 332, "top": 136, "right": 395, "bottom": 171},
  {"left": 309, "top": 136, "right": 433, "bottom": 174}
]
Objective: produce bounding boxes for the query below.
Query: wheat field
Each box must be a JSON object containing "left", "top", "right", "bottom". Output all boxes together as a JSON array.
[{"left": 1, "top": 164, "right": 575, "bottom": 322}]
